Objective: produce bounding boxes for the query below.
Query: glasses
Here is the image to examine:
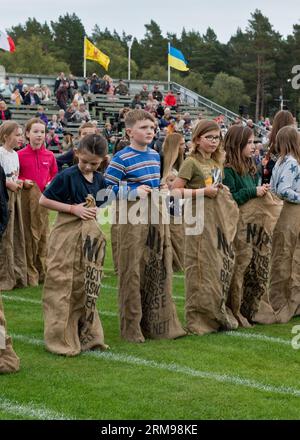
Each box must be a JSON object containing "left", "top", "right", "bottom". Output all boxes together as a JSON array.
[{"left": 202, "top": 135, "right": 221, "bottom": 142}]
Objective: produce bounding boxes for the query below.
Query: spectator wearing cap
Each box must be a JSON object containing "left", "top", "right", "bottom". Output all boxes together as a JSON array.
[{"left": 152, "top": 85, "right": 163, "bottom": 102}]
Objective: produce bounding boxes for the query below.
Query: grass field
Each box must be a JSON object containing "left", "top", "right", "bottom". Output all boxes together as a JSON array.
[{"left": 1, "top": 214, "right": 300, "bottom": 420}]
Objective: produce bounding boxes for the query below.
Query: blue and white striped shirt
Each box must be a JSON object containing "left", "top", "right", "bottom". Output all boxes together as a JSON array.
[{"left": 104, "top": 146, "right": 161, "bottom": 195}]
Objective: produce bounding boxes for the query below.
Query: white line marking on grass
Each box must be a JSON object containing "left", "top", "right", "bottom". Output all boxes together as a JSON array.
[
  {"left": 12, "top": 333, "right": 300, "bottom": 398},
  {"left": 173, "top": 274, "right": 184, "bottom": 278},
  {"left": 0, "top": 397, "right": 74, "bottom": 420},
  {"left": 2, "top": 295, "right": 118, "bottom": 317},
  {"left": 225, "top": 331, "right": 291, "bottom": 346}
]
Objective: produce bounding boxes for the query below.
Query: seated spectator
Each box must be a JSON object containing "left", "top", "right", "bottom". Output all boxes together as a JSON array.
[
  {"left": 56, "top": 82, "right": 69, "bottom": 111},
  {"left": 182, "top": 112, "right": 192, "bottom": 130},
  {"left": 41, "top": 84, "right": 52, "bottom": 102},
  {"left": 192, "top": 112, "right": 203, "bottom": 129},
  {"left": 117, "top": 106, "right": 130, "bottom": 132},
  {"left": 54, "top": 72, "right": 66, "bottom": 93},
  {"left": 72, "top": 103, "right": 91, "bottom": 123},
  {"left": 73, "top": 90, "right": 85, "bottom": 105},
  {"left": 175, "top": 114, "right": 184, "bottom": 132},
  {"left": 0, "top": 76, "right": 14, "bottom": 98},
  {"left": 0, "top": 101, "right": 11, "bottom": 121},
  {"left": 140, "top": 84, "right": 149, "bottom": 101},
  {"left": 24, "top": 87, "right": 41, "bottom": 105},
  {"left": 47, "top": 114, "right": 63, "bottom": 133},
  {"left": 36, "top": 106, "right": 49, "bottom": 125},
  {"left": 253, "top": 148, "right": 262, "bottom": 166},
  {"left": 103, "top": 122, "right": 113, "bottom": 140},
  {"left": 10, "top": 88, "right": 23, "bottom": 106},
  {"left": 130, "top": 94, "right": 144, "bottom": 109},
  {"left": 65, "top": 101, "right": 79, "bottom": 122},
  {"left": 80, "top": 78, "right": 93, "bottom": 96},
  {"left": 34, "top": 84, "right": 44, "bottom": 102},
  {"left": 15, "top": 77, "right": 25, "bottom": 99},
  {"left": 247, "top": 119, "right": 255, "bottom": 130},
  {"left": 68, "top": 74, "right": 78, "bottom": 99},
  {"left": 57, "top": 109, "right": 68, "bottom": 127},
  {"left": 46, "top": 128, "right": 60, "bottom": 151},
  {"left": 166, "top": 118, "right": 176, "bottom": 135},
  {"left": 164, "top": 90, "right": 177, "bottom": 109},
  {"left": 144, "top": 94, "right": 158, "bottom": 112},
  {"left": 156, "top": 102, "right": 165, "bottom": 118},
  {"left": 159, "top": 108, "right": 172, "bottom": 129},
  {"left": 114, "top": 79, "right": 129, "bottom": 96},
  {"left": 103, "top": 75, "right": 115, "bottom": 98},
  {"left": 61, "top": 131, "right": 74, "bottom": 152},
  {"left": 91, "top": 76, "right": 108, "bottom": 95},
  {"left": 176, "top": 91, "right": 183, "bottom": 106},
  {"left": 152, "top": 85, "right": 163, "bottom": 102}
]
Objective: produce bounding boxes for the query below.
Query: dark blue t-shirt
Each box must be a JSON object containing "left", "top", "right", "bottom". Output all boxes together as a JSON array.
[{"left": 43, "top": 165, "right": 107, "bottom": 207}]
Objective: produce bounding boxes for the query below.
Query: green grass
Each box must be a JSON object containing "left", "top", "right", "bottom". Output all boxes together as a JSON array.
[{"left": 1, "top": 213, "right": 300, "bottom": 420}]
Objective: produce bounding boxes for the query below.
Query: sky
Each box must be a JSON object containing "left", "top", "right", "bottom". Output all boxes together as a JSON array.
[{"left": 1, "top": 0, "right": 299, "bottom": 42}]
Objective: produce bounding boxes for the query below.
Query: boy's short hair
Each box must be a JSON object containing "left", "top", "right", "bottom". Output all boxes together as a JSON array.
[{"left": 125, "top": 109, "right": 156, "bottom": 128}]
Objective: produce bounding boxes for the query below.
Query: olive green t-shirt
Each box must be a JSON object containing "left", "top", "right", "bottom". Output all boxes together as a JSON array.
[{"left": 178, "top": 153, "right": 221, "bottom": 189}]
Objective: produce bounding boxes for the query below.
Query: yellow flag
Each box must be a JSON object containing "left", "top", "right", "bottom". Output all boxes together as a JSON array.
[{"left": 84, "top": 37, "right": 110, "bottom": 71}]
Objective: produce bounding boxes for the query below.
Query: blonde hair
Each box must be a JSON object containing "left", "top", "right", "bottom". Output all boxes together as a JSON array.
[
  {"left": 276, "top": 126, "right": 300, "bottom": 164},
  {"left": 162, "top": 133, "right": 184, "bottom": 179},
  {"left": 0, "top": 121, "right": 20, "bottom": 144},
  {"left": 191, "top": 120, "right": 223, "bottom": 166}
]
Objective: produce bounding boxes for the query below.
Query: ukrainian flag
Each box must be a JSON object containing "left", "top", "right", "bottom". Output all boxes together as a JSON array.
[{"left": 168, "top": 45, "right": 189, "bottom": 72}]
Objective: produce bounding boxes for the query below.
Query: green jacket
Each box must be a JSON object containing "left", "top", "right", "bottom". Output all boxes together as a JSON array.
[{"left": 223, "top": 167, "right": 258, "bottom": 206}]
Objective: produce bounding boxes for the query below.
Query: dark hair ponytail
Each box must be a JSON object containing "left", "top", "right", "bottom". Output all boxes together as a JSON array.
[{"left": 77, "top": 134, "right": 108, "bottom": 157}]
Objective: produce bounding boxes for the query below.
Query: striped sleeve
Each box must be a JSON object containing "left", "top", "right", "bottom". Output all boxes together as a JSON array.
[{"left": 104, "top": 155, "right": 126, "bottom": 194}]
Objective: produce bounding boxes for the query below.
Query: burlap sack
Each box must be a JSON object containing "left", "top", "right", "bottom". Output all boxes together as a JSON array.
[
  {"left": 228, "top": 192, "right": 282, "bottom": 327},
  {"left": 118, "top": 194, "right": 186, "bottom": 342},
  {"left": 21, "top": 183, "right": 49, "bottom": 286},
  {"left": 169, "top": 217, "right": 185, "bottom": 272},
  {"left": 184, "top": 187, "right": 239, "bottom": 335},
  {"left": 0, "top": 295, "right": 20, "bottom": 373},
  {"left": 0, "top": 190, "right": 27, "bottom": 291},
  {"left": 43, "top": 200, "right": 107, "bottom": 356},
  {"left": 110, "top": 200, "right": 119, "bottom": 274},
  {"left": 268, "top": 201, "right": 300, "bottom": 323}
]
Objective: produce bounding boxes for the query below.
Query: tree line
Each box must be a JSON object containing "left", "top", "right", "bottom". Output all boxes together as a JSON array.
[{"left": 0, "top": 10, "right": 299, "bottom": 120}]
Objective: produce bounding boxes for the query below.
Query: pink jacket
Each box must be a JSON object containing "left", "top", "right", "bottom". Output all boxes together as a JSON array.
[{"left": 18, "top": 144, "right": 58, "bottom": 192}]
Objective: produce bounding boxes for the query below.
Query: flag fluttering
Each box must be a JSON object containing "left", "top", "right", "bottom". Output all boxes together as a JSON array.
[
  {"left": 84, "top": 37, "right": 110, "bottom": 71},
  {"left": 0, "top": 31, "right": 15, "bottom": 52},
  {"left": 168, "top": 45, "right": 189, "bottom": 72}
]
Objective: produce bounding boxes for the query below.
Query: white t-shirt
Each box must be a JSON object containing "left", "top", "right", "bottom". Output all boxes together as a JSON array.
[{"left": 0, "top": 146, "right": 19, "bottom": 181}]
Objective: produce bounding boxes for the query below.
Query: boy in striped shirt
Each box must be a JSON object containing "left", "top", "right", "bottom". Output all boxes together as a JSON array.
[{"left": 105, "top": 110, "right": 161, "bottom": 342}]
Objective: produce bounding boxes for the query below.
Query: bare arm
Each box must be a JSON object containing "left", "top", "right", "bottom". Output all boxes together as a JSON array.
[
  {"left": 171, "top": 177, "right": 205, "bottom": 198},
  {"left": 39, "top": 194, "right": 97, "bottom": 220}
]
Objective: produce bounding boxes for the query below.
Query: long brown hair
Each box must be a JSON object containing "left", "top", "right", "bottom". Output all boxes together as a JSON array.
[
  {"left": 224, "top": 125, "right": 257, "bottom": 176},
  {"left": 268, "top": 110, "right": 295, "bottom": 155},
  {"left": 276, "top": 126, "right": 300, "bottom": 164},
  {"left": 162, "top": 133, "right": 184, "bottom": 179},
  {"left": 191, "top": 120, "right": 223, "bottom": 166}
]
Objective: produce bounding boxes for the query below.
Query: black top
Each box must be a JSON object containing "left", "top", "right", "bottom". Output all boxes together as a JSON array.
[{"left": 43, "top": 165, "right": 107, "bottom": 207}]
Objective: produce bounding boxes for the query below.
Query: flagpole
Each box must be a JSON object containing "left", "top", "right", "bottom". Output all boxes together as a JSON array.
[
  {"left": 83, "top": 36, "right": 86, "bottom": 78},
  {"left": 168, "top": 42, "right": 171, "bottom": 86}
]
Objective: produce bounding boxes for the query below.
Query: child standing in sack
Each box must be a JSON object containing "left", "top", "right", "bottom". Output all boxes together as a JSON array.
[
  {"left": 0, "top": 163, "right": 20, "bottom": 373},
  {"left": 40, "top": 134, "right": 108, "bottom": 356},
  {"left": 18, "top": 118, "right": 58, "bottom": 286},
  {"left": 105, "top": 109, "right": 185, "bottom": 343},
  {"left": 0, "top": 121, "right": 27, "bottom": 290},
  {"left": 269, "top": 126, "right": 300, "bottom": 322},
  {"left": 172, "top": 120, "right": 239, "bottom": 335}
]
